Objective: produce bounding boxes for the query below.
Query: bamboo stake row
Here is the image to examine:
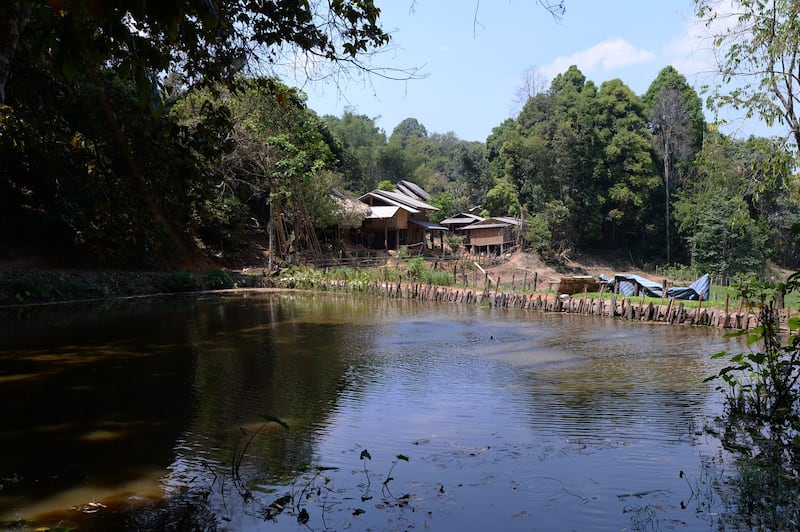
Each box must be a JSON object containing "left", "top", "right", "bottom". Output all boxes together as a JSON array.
[{"left": 279, "top": 277, "right": 791, "bottom": 331}]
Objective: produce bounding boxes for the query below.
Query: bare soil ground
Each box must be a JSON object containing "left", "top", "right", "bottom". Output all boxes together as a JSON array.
[{"left": 483, "top": 250, "right": 654, "bottom": 288}]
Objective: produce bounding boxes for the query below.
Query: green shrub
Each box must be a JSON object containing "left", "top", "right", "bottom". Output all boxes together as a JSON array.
[
  {"left": 203, "top": 269, "right": 233, "bottom": 289},
  {"left": 658, "top": 263, "right": 699, "bottom": 283},
  {"left": 447, "top": 236, "right": 463, "bottom": 253},
  {"left": 8, "top": 277, "right": 50, "bottom": 302},
  {"left": 162, "top": 271, "right": 201, "bottom": 292},
  {"left": 423, "top": 270, "right": 453, "bottom": 286},
  {"left": 406, "top": 257, "right": 426, "bottom": 280}
]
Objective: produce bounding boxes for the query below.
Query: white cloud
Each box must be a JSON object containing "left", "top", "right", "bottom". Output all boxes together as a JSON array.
[{"left": 541, "top": 39, "right": 655, "bottom": 80}]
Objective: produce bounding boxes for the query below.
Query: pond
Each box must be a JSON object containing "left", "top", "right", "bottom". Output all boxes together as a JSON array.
[{"left": 0, "top": 292, "right": 747, "bottom": 530}]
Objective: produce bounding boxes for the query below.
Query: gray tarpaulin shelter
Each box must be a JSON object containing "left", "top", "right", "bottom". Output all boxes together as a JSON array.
[{"left": 600, "top": 273, "right": 710, "bottom": 301}]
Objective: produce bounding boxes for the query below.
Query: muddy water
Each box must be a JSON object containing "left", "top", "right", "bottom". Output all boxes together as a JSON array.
[{"left": 0, "top": 293, "right": 745, "bottom": 530}]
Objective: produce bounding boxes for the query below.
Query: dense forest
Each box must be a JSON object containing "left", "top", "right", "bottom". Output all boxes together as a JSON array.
[{"left": 1, "top": 1, "right": 799, "bottom": 283}]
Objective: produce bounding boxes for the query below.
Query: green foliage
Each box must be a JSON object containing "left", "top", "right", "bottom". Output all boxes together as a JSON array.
[
  {"left": 402, "top": 258, "right": 453, "bottom": 285},
  {"left": 447, "top": 235, "right": 464, "bottom": 253},
  {"left": 705, "top": 275, "right": 800, "bottom": 527},
  {"left": 673, "top": 132, "right": 777, "bottom": 281},
  {"left": 525, "top": 214, "right": 552, "bottom": 256},
  {"left": 695, "top": 0, "right": 800, "bottom": 148},
  {"left": 709, "top": 282, "right": 800, "bottom": 429},
  {"left": 406, "top": 258, "right": 427, "bottom": 280},
  {"left": 162, "top": 272, "right": 201, "bottom": 293},
  {"left": 203, "top": 269, "right": 234, "bottom": 290},
  {"left": 196, "top": 196, "right": 252, "bottom": 253},
  {"left": 424, "top": 270, "right": 453, "bottom": 286},
  {"left": 1, "top": 67, "right": 212, "bottom": 266},
  {"left": 642, "top": 65, "right": 705, "bottom": 154},
  {"left": 484, "top": 176, "right": 520, "bottom": 217},
  {"left": 490, "top": 65, "right": 663, "bottom": 251},
  {"left": 429, "top": 192, "right": 455, "bottom": 222},
  {"left": 322, "top": 111, "right": 387, "bottom": 193},
  {"left": 389, "top": 118, "right": 428, "bottom": 149},
  {"left": 1, "top": 0, "right": 393, "bottom": 268},
  {"left": 3, "top": 1, "right": 391, "bottom": 109},
  {"left": 658, "top": 263, "right": 699, "bottom": 283}
]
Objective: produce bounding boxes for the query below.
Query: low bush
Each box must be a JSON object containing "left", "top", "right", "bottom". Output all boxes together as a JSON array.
[
  {"left": 203, "top": 269, "right": 234, "bottom": 289},
  {"left": 162, "top": 271, "right": 201, "bottom": 293}
]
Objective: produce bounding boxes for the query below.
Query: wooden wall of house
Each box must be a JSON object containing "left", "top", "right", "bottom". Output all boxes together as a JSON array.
[
  {"left": 467, "top": 227, "right": 510, "bottom": 247},
  {"left": 362, "top": 209, "right": 408, "bottom": 232}
]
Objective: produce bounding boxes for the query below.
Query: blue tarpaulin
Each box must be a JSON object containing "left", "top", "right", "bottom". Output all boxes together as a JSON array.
[
  {"left": 600, "top": 273, "right": 710, "bottom": 301},
  {"left": 666, "top": 274, "right": 710, "bottom": 301}
]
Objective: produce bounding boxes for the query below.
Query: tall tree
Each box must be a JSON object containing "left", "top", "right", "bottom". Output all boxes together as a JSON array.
[
  {"left": 1, "top": 0, "right": 391, "bottom": 106},
  {"left": 642, "top": 66, "right": 705, "bottom": 152},
  {"left": 2, "top": 0, "right": 393, "bottom": 265},
  {"left": 389, "top": 118, "right": 428, "bottom": 149},
  {"left": 0, "top": 1, "right": 27, "bottom": 103},
  {"left": 647, "top": 88, "right": 692, "bottom": 262},
  {"left": 695, "top": 0, "right": 800, "bottom": 149},
  {"left": 322, "top": 111, "right": 387, "bottom": 193},
  {"left": 673, "top": 131, "right": 775, "bottom": 280},
  {"left": 594, "top": 79, "right": 659, "bottom": 248},
  {"left": 643, "top": 66, "right": 705, "bottom": 262},
  {"left": 511, "top": 66, "right": 548, "bottom": 117},
  {"left": 172, "top": 79, "right": 340, "bottom": 260}
]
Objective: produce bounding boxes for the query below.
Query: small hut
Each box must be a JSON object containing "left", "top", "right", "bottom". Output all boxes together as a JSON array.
[{"left": 461, "top": 217, "right": 523, "bottom": 255}]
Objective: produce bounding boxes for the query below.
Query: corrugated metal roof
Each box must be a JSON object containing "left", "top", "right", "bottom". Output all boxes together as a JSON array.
[
  {"left": 368, "top": 189, "right": 438, "bottom": 211},
  {"left": 410, "top": 219, "right": 448, "bottom": 231},
  {"left": 360, "top": 192, "right": 421, "bottom": 214},
  {"left": 461, "top": 217, "right": 521, "bottom": 230},
  {"left": 440, "top": 213, "right": 484, "bottom": 225},
  {"left": 462, "top": 223, "right": 513, "bottom": 230},
  {"left": 494, "top": 216, "right": 522, "bottom": 225},
  {"left": 397, "top": 180, "right": 431, "bottom": 200}
]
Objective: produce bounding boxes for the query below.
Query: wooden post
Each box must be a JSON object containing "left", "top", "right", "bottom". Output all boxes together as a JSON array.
[
  {"left": 776, "top": 289, "right": 785, "bottom": 309},
  {"left": 694, "top": 294, "right": 703, "bottom": 324},
  {"left": 511, "top": 274, "right": 516, "bottom": 293},
  {"left": 723, "top": 292, "right": 730, "bottom": 328},
  {"left": 665, "top": 297, "right": 674, "bottom": 323},
  {"left": 533, "top": 272, "right": 539, "bottom": 291},
  {"left": 523, "top": 271, "right": 528, "bottom": 292}
]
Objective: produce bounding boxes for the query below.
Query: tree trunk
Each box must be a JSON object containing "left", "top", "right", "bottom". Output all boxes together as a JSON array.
[
  {"left": 0, "top": 1, "right": 29, "bottom": 104},
  {"left": 663, "top": 132, "right": 671, "bottom": 263}
]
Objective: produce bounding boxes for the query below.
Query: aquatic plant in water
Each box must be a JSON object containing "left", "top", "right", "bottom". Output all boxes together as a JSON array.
[{"left": 704, "top": 276, "right": 800, "bottom": 529}]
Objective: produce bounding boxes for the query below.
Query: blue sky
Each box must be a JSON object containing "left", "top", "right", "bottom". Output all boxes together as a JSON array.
[{"left": 294, "top": 0, "right": 727, "bottom": 142}]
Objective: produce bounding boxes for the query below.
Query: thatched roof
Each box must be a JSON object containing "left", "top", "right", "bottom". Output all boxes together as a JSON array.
[{"left": 330, "top": 188, "right": 371, "bottom": 228}]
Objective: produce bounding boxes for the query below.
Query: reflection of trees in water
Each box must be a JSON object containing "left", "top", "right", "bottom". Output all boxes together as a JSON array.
[
  {"left": 0, "top": 298, "right": 200, "bottom": 526},
  {"left": 165, "top": 294, "right": 382, "bottom": 522},
  {"left": 0, "top": 293, "right": 385, "bottom": 529}
]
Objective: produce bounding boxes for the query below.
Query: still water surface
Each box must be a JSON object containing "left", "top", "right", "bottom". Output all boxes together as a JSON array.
[{"left": 0, "top": 292, "right": 747, "bottom": 530}]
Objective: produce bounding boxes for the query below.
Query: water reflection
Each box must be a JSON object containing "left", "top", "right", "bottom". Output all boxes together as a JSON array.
[{"left": 0, "top": 293, "right": 745, "bottom": 530}]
